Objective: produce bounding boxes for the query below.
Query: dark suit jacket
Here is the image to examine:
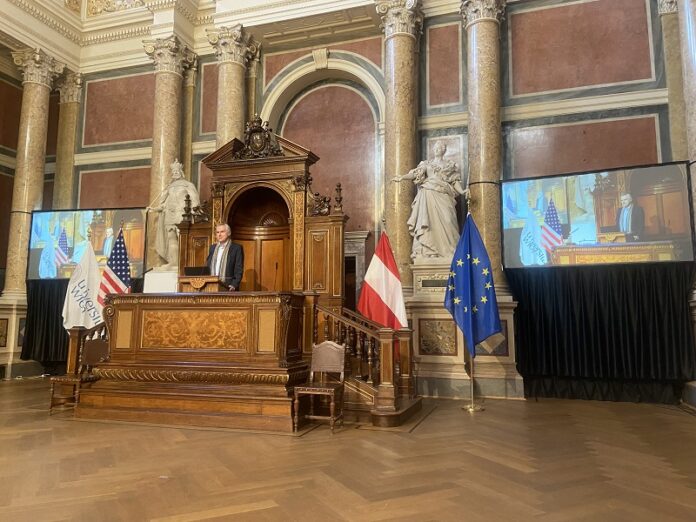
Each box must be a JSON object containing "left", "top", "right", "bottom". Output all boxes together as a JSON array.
[
  {"left": 615, "top": 205, "right": 645, "bottom": 239},
  {"left": 207, "top": 242, "right": 244, "bottom": 290}
]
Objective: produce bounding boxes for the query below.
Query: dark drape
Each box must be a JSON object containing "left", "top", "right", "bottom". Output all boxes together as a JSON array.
[
  {"left": 507, "top": 263, "right": 696, "bottom": 403},
  {"left": 22, "top": 279, "right": 69, "bottom": 365}
]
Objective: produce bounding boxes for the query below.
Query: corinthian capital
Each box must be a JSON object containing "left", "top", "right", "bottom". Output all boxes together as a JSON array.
[
  {"left": 143, "top": 35, "right": 196, "bottom": 76},
  {"left": 207, "top": 25, "right": 259, "bottom": 67},
  {"left": 56, "top": 71, "right": 83, "bottom": 104},
  {"left": 461, "top": 0, "right": 506, "bottom": 28},
  {"left": 375, "top": 0, "right": 424, "bottom": 39},
  {"left": 658, "top": 0, "right": 677, "bottom": 14},
  {"left": 11, "top": 48, "right": 65, "bottom": 88}
]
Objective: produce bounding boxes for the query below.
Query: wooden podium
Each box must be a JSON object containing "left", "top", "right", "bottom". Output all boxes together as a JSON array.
[{"left": 178, "top": 276, "right": 226, "bottom": 293}]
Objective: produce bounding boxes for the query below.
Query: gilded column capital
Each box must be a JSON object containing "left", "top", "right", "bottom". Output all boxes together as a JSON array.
[
  {"left": 207, "top": 25, "right": 259, "bottom": 67},
  {"left": 143, "top": 35, "right": 195, "bottom": 76},
  {"left": 11, "top": 48, "right": 64, "bottom": 88},
  {"left": 56, "top": 71, "right": 83, "bottom": 104},
  {"left": 461, "top": 0, "right": 506, "bottom": 28},
  {"left": 375, "top": 0, "right": 424, "bottom": 39},
  {"left": 658, "top": 0, "right": 677, "bottom": 14},
  {"left": 183, "top": 56, "right": 198, "bottom": 88}
]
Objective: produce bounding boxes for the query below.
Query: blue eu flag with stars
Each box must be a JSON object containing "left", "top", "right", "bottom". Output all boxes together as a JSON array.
[{"left": 444, "top": 215, "right": 502, "bottom": 357}]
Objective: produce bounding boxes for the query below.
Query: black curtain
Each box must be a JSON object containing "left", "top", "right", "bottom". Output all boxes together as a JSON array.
[
  {"left": 22, "top": 279, "right": 69, "bottom": 367},
  {"left": 507, "top": 263, "right": 696, "bottom": 404}
]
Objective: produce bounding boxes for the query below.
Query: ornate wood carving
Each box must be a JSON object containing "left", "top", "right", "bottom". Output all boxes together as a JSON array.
[
  {"left": 233, "top": 115, "right": 284, "bottom": 160},
  {"left": 92, "top": 367, "right": 309, "bottom": 386}
]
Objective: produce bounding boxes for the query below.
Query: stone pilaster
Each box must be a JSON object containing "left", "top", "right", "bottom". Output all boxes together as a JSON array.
[
  {"left": 2, "top": 49, "right": 64, "bottom": 301},
  {"left": 53, "top": 70, "right": 82, "bottom": 209},
  {"left": 678, "top": 0, "right": 696, "bottom": 162},
  {"left": 246, "top": 45, "right": 261, "bottom": 121},
  {"left": 207, "top": 25, "right": 258, "bottom": 148},
  {"left": 143, "top": 35, "right": 195, "bottom": 211},
  {"left": 376, "top": 0, "right": 423, "bottom": 289},
  {"left": 660, "top": 1, "right": 688, "bottom": 160},
  {"left": 181, "top": 57, "right": 197, "bottom": 180},
  {"left": 462, "top": 0, "right": 506, "bottom": 292}
]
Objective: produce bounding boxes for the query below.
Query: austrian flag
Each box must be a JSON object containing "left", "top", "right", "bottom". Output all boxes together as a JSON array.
[{"left": 357, "top": 233, "right": 407, "bottom": 329}]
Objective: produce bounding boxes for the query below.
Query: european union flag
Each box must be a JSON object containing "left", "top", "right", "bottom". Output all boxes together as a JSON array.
[{"left": 444, "top": 215, "right": 502, "bottom": 357}]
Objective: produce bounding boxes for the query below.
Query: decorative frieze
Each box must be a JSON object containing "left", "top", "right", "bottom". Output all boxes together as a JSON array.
[
  {"left": 88, "top": 0, "right": 144, "bottom": 17},
  {"left": 56, "top": 71, "right": 83, "bottom": 104},
  {"left": 64, "top": 0, "right": 80, "bottom": 13},
  {"left": 460, "top": 0, "right": 506, "bottom": 27},
  {"left": 11, "top": 48, "right": 65, "bottom": 88},
  {"left": 376, "top": 0, "right": 424, "bottom": 39},
  {"left": 207, "top": 25, "right": 259, "bottom": 67},
  {"left": 143, "top": 35, "right": 195, "bottom": 76},
  {"left": 658, "top": 0, "right": 678, "bottom": 14}
]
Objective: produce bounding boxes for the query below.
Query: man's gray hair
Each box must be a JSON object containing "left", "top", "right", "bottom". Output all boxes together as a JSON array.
[{"left": 216, "top": 223, "right": 232, "bottom": 235}]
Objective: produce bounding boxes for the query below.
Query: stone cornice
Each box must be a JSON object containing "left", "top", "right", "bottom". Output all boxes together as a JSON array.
[
  {"left": 143, "top": 34, "right": 196, "bottom": 75},
  {"left": 56, "top": 70, "right": 82, "bottom": 103},
  {"left": 460, "top": 0, "right": 506, "bottom": 28},
  {"left": 207, "top": 25, "right": 259, "bottom": 66},
  {"left": 658, "top": 0, "right": 677, "bottom": 15},
  {"left": 375, "top": 0, "right": 424, "bottom": 39},
  {"left": 7, "top": 0, "right": 82, "bottom": 44},
  {"left": 11, "top": 48, "right": 65, "bottom": 88}
]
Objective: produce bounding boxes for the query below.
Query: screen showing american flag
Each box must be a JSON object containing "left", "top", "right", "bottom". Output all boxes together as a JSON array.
[{"left": 97, "top": 228, "right": 131, "bottom": 305}]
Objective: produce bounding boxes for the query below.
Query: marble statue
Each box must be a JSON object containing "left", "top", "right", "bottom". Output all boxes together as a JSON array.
[
  {"left": 393, "top": 141, "right": 467, "bottom": 260},
  {"left": 148, "top": 159, "right": 200, "bottom": 270}
]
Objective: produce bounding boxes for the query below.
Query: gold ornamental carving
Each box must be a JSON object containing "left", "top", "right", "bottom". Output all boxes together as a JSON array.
[
  {"left": 56, "top": 70, "right": 82, "bottom": 104},
  {"left": 88, "top": 0, "right": 144, "bottom": 16},
  {"left": 141, "top": 310, "right": 247, "bottom": 349},
  {"left": 65, "top": 0, "right": 80, "bottom": 12},
  {"left": 93, "top": 367, "right": 309, "bottom": 386},
  {"left": 376, "top": 0, "right": 424, "bottom": 39},
  {"left": 658, "top": 0, "right": 677, "bottom": 14},
  {"left": 12, "top": 48, "right": 65, "bottom": 88},
  {"left": 461, "top": 0, "right": 506, "bottom": 28},
  {"left": 143, "top": 35, "right": 196, "bottom": 76},
  {"left": 207, "top": 24, "right": 260, "bottom": 67}
]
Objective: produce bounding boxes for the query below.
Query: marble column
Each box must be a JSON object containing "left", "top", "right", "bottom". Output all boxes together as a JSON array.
[
  {"left": 246, "top": 47, "right": 261, "bottom": 121},
  {"left": 376, "top": 0, "right": 423, "bottom": 288},
  {"left": 181, "top": 58, "right": 197, "bottom": 180},
  {"left": 144, "top": 36, "right": 195, "bottom": 210},
  {"left": 53, "top": 71, "right": 82, "bottom": 209},
  {"left": 208, "top": 25, "right": 257, "bottom": 148},
  {"left": 2, "top": 49, "right": 63, "bottom": 300},
  {"left": 462, "top": 0, "right": 507, "bottom": 292},
  {"left": 678, "top": 0, "right": 696, "bottom": 162},
  {"left": 661, "top": 0, "right": 688, "bottom": 160}
]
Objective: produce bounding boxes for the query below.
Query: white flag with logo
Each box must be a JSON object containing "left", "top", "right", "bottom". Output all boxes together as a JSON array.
[{"left": 62, "top": 241, "right": 104, "bottom": 329}]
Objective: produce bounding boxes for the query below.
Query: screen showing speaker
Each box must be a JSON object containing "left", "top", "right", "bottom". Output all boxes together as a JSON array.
[
  {"left": 501, "top": 162, "right": 694, "bottom": 268},
  {"left": 27, "top": 208, "right": 147, "bottom": 280}
]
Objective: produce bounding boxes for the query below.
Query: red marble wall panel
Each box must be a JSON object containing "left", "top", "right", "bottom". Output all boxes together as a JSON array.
[
  {"left": 46, "top": 94, "right": 59, "bottom": 156},
  {"left": 198, "top": 162, "right": 213, "bottom": 202},
  {"left": 282, "top": 85, "right": 376, "bottom": 234},
  {"left": 0, "top": 79, "right": 22, "bottom": 151},
  {"left": 510, "top": 0, "right": 652, "bottom": 95},
  {"left": 201, "top": 62, "right": 218, "bottom": 135},
  {"left": 79, "top": 167, "right": 151, "bottom": 208},
  {"left": 510, "top": 117, "right": 659, "bottom": 179},
  {"left": 428, "top": 24, "right": 461, "bottom": 106},
  {"left": 332, "top": 37, "right": 382, "bottom": 69},
  {"left": 264, "top": 49, "right": 308, "bottom": 88},
  {"left": 83, "top": 73, "right": 155, "bottom": 146},
  {"left": 0, "top": 174, "right": 12, "bottom": 268}
]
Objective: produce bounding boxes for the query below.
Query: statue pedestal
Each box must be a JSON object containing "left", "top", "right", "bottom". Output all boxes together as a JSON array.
[
  {"left": 406, "top": 260, "right": 523, "bottom": 400},
  {"left": 144, "top": 271, "right": 178, "bottom": 293}
]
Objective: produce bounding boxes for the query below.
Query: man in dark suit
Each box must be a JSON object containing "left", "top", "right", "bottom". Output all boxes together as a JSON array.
[
  {"left": 615, "top": 193, "right": 645, "bottom": 241},
  {"left": 207, "top": 223, "right": 244, "bottom": 291}
]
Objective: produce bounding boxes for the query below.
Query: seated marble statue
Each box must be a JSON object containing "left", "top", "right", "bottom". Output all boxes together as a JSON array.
[
  {"left": 148, "top": 160, "right": 200, "bottom": 270},
  {"left": 393, "top": 141, "right": 467, "bottom": 260}
]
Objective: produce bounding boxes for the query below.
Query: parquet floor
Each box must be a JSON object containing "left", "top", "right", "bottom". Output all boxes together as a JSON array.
[{"left": 2, "top": 379, "right": 696, "bottom": 521}]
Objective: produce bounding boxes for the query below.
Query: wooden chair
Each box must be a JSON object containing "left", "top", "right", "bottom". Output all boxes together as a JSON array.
[
  {"left": 293, "top": 341, "right": 346, "bottom": 433},
  {"left": 49, "top": 328, "right": 109, "bottom": 414}
]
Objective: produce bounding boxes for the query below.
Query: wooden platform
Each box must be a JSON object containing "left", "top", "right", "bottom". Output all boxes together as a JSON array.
[{"left": 5, "top": 378, "right": 696, "bottom": 520}]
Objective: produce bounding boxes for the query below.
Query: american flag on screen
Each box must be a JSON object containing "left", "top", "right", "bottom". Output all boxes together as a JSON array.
[
  {"left": 55, "top": 227, "right": 69, "bottom": 266},
  {"left": 97, "top": 227, "right": 131, "bottom": 305},
  {"left": 541, "top": 199, "right": 563, "bottom": 253}
]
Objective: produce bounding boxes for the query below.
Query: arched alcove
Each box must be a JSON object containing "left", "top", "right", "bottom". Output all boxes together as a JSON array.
[{"left": 227, "top": 186, "right": 290, "bottom": 291}]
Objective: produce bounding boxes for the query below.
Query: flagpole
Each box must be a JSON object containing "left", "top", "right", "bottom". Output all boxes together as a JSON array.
[{"left": 465, "top": 355, "right": 484, "bottom": 413}]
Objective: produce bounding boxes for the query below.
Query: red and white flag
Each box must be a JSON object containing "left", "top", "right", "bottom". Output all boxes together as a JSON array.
[{"left": 357, "top": 233, "right": 407, "bottom": 329}]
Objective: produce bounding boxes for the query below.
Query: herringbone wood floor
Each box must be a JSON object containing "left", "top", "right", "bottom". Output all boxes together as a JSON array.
[{"left": 2, "top": 379, "right": 696, "bottom": 521}]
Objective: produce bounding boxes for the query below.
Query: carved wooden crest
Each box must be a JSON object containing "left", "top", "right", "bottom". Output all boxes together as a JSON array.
[{"left": 233, "top": 115, "right": 284, "bottom": 160}]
